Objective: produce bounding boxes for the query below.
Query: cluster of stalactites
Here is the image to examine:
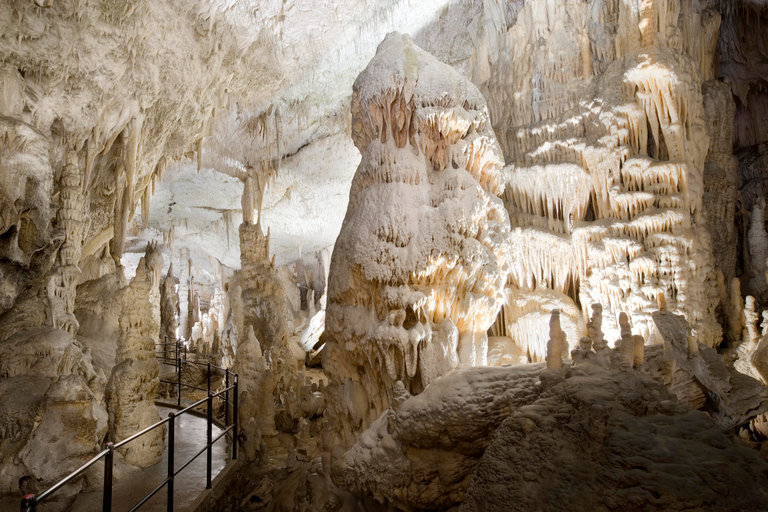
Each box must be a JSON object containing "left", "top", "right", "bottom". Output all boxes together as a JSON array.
[
  {"left": 351, "top": 85, "right": 506, "bottom": 197},
  {"left": 488, "top": 0, "right": 722, "bottom": 353}
]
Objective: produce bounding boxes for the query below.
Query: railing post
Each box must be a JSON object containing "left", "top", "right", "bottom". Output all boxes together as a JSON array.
[
  {"left": 103, "top": 442, "right": 114, "bottom": 512},
  {"left": 225, "top": 371, "right": 230, "bottom": 427},
  {"left": 207, "top": 362, "right": 211, "bottom": 395},
  {"left": 177, "top": 356, "right": 182, "bottom": 407},
  {"left": 20, "top": 494, "right": 36, "bottom": 512},
  {"left": 206, "top": 392, "right": 213, "bottom": 489},
  {"left": 167, "top": 412, "right": 175, "bottom": 512},
  {"left": 232, "top": 375, "right": 238, "bottom": 460}
]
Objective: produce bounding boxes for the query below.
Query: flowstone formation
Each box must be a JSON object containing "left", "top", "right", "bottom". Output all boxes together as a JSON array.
[
  {"left": 333, "top": 308, "right": 768, "bottom": 511},
  {"left": 0, "top": 0, "right": 273, "bottom": 497},
  {"left": 479, "top": 0, "right": 725, "bottom": 353},
  {"left": 106, "top": 248, "right": 164, "bottom": 467},
  {"left": 324, "top": 33, "right": 512, "bottom": 446},
  {"left": 0, "top": 132, "right": 107, "bottom": 493}
]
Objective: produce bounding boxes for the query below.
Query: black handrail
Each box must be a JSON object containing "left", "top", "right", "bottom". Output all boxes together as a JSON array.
[{"left": 20, "top": 346, "right": 239, "bottom": 512}]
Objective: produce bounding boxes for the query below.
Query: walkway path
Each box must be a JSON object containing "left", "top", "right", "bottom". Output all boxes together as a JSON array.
[{"left": 3, "top": 404, "right": 230, "bottom": 512}]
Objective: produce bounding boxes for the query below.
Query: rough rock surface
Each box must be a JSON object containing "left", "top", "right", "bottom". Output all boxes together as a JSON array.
[
  {"left": 324, "top": 32, "right": 512, "bottom": 446},
  {"left": 332, "top": 365, "right": 543, "bottom": 510},
  {"left": 160, "top": 264, "right": 180, "bottom": 360},
  {"left": 106, "top": 251, "right": 164, "bottom": 468},
  {"left": 333, "top": 306, "right": 768, "bottom": 512},
  {"left": 482, "top": 0, "right": 725, "bottom": 351},
  {"left": 462, "top": 361, "right": 768, "bottom": 512},
  {"left": 18, "top": 375, "right": 108, "bottom": 492}
]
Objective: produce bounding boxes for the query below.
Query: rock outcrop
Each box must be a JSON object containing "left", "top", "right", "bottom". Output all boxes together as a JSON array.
[
  {"left": 334, "top": 307, "right": 768, "bottom": 511},
  {"left": 481, "top": 0, "right": 725, "bottom": 351},
  {"left": 106, "top": 249, "right": 164, "bottom": 467},
  {"left": 324, "top": 32, "right": 512, "bottom": 446}
]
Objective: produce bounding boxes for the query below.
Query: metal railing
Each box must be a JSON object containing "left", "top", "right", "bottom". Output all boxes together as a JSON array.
[{"left": 20, "top": 341, "right": 238, "bottom": 512}]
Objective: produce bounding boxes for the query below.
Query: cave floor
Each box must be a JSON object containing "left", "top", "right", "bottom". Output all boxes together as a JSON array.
[{"left": 3, "top": 404, "right": 230, "bottom": 512}]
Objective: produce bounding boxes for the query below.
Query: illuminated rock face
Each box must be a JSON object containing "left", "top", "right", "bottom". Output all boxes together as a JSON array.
[
  {"left": 240, "top": 223, "right": 292, "bottom": 356},
  {"left": 324, "top": 33, "right": 512, "bottom": 445},
  {"left": 333, "top": 309, "right": 768, "bottom": 512},
  {"left": 481, "top": 0, "right": 725, "bottom": 354},
  {"left": 106, "top": 247, "right": 164, "bottom": 468}
]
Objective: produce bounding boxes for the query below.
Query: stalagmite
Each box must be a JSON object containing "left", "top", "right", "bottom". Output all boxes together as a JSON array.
[
  {"left": 617, "top": 312, "right": 635, "bottom": 368},
  {"left": 177, "top": 250, "right": 191, "bottom": 341},
  {"left": 546, "top": 309, "right": 564, "bottom": 370},
  {"left": 572, "top": 336, "right": 593, "bottom": 362},
  {"left": 239, "top": 222, "right": 293, "bottom": 355},
  {"left": 324, "top": 33, "right": 512, "bottom": 447},
  {"left": 587, "top": 303, "right": 607, "bottom": 354},
  {"left": 744, "top": 295, "right": 760, "bottom": 349},
  {"left": 231, "top": 325, "right": 275, "bottom": 461},
  {"left": 633, "top": 334, "right": 645, "bottom": 366},
  {"left": 106, "top": 248, "right": 164, "bottom": 467},
  {"left": 762, "top": 310, "right": 768, "bottom": 337},
  {"left": 730, "top": 277, "right": 744, "bottom": 343},
  {"left": 160, "top": 264, "right": 180, "bottom": 360}
]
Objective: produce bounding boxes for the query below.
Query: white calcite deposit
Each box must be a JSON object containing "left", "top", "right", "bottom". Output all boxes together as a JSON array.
[
  {"left": 482, "top": 0, "right": 725, "bottom": 355},
  {"left": 106, "top": 246, "right": 165, "bottom": 467},
  {"left": 2, "top": 1, "right": 768, "bottom": 511},
  {"left": 323, "top": 32, "right": 513, "bottom": 446}
]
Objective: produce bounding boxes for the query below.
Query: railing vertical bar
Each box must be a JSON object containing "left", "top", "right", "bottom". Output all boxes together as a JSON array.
[
  {"left": 206, "top": 393, "right": 213, "bottom": 489},
  {"left": 103, "top": 442, "right": 114, "bottom": 512},
  {"left": 233, "top": 375, "right": 238, "bottom": 460},
  {"left": 19, "top": 358, "right": 241, "bottom": 511},
  {"left": 167, "top": 412, "right": 175, "bottom": 512},
  {"left": 225, "top": 371, "right": 230, "bottom": 427},
  {"left": 207, "top": 362, "right": 211, "bottom": 395},
  {"left": 177, "top": 355, "right": 182, "bottom": 407}
]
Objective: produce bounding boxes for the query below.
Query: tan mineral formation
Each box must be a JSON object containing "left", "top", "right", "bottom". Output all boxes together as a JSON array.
[
  {"left": 485, "top": 0, "right": 725, "bottom": 353},
  {"left": 323, "top": 32, "right": 513, "bottom": 447},
  {"left": 1, "top": 0, "right": 768, "bottom": 511},
  {"left": 106, "top": 248, "right": 165, "bottom": 467}
]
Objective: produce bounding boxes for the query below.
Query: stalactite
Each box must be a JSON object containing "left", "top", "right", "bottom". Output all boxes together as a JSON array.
[{"left": 483, "top": 0, "right": 723, "bottom": 351}]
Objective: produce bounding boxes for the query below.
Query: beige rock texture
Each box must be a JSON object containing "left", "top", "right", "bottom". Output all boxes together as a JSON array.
[
  {"left": 323, "top": 32, "right": 512, "bottom": 447},
  {"left": 160, "top": 264, "right": 180, "bottom": 360},
  {"left": 478, "top": 0, "right": 726, "bottom": 352},
  {"left": 333, "top": 306, "right": 768, "bottom": 511},
  {"left": 106, "top": 248, "right": 164, "bottom": 467},
  {"left": 461, "top": 361, "right": 768, "bottom": 512},
  {"left": 232, "top": 325, "right": 274, "bottom": 462},
  {"left": 0, "top": 0, "right": 272, "bottom": 493},
  {"left": 331, "top": 365, "right": 543, "bottom": 510},
  {"left": 2, "top": 0, "right": 768, "bottom": 510}
]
